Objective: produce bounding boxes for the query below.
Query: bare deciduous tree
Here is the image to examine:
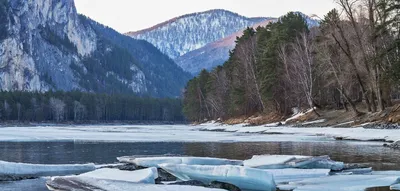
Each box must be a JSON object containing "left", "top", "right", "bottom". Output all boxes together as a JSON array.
[{"left": 50, "top": 97, "right": 66, "bottom": 122}]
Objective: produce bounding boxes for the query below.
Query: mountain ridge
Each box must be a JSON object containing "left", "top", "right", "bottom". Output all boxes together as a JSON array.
[
  {"left": 126, "top": 9, "right": 267, "bottom": 35},
  {"left": 126, "top": 9, "right": 319, "bottom": 75},
  {"left": 0, "top": 0, "right": 191, "bottom": 97},
  {"left": 126, "top": 9, "right": 271, "bottom": 59}
]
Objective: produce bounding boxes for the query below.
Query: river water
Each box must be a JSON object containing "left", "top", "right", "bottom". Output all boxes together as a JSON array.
[{"left": 0, "top": 130, "right": 400, "bottom": 190}]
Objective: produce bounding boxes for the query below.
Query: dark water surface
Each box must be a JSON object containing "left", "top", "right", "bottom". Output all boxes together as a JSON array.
[{"left": 1, "top": 141, "right": 400, "bottom": 191}]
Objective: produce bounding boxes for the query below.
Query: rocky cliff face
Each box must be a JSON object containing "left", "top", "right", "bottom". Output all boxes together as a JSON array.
[
  {"left": 126, "top": 9, "right": 268, "bottom": 60},
  {"left": 0, "top": 0, "right": 95, "bottom": 91},
  {"left": 0, "top": 0, "right": 191, "bottom": 97}
]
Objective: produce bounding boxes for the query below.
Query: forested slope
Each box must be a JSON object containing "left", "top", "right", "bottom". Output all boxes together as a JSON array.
[{"left": 183, "top": 1, "right": 400, "bottom": 122}]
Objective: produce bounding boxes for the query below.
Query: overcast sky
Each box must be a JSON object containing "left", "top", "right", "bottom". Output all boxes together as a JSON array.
[{"left": 74, "top": 0, "right": 337, "bottom": 33}]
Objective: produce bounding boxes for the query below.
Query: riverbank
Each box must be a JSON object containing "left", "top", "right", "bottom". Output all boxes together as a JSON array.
[
  {"left": 215, "top": 103, "right": 400, "bottom": 129},
  {"left": 0, "top": 120, "right": 189, "bottom": 127}
]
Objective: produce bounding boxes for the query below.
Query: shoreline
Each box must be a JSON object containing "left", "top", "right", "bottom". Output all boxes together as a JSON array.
[
  {"left": 0, "top": 120, "right": 189, "bottom": 127},
  {"left": 197, "top": 121, "right": 400, "bottom": 145}
]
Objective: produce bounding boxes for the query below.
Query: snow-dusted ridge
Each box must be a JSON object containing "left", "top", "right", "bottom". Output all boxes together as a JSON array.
[{"left": 126, "top": 9, "right": 269, "bottom": 59}]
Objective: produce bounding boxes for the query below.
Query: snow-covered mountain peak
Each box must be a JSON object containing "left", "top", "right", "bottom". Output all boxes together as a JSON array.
[{"left": 126, "top": 9, "right": 270, "bottom": 59}]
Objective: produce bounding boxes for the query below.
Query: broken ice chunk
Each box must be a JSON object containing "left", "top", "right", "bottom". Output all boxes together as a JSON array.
[
  {"left": 0, "top": 160, "right": 95, "bottom": 181},
  {"left": 160, "top": 164, "right": 276, "bottom": 191},
  {"left": 79, "top": 167, "right": 158, "bottom": 184}
]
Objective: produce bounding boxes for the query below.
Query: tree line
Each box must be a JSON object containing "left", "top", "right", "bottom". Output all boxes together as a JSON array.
[
  {"left": 183, "top": 0, "right": 400, "bottom": 122},
  {"left": 0, "top": 91, "right": 185, "bottom": 122}
]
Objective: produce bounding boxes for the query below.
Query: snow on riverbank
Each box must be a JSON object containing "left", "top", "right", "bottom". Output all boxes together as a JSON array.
[
  {"left": 0, "top": 123, "right": 398, "bottom": 143},
  {"left": 199, "top": 122, "right": 400, "bottom": 142},
  {"left": 0, "top": 125, "right": 331, "bottom": 142}
]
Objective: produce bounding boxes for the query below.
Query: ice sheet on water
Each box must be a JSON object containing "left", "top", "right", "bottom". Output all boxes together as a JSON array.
[
  {"left": 79, "top": 167, "right": 158, "bottom": 184},
  {"left": 391, "top": 183, "right": 400, "bottom": 190},
  {"left": 159, "top": 164, "right": 276, "bottom": 191},
  {"left": 244, "top": 155, "right": 344, "bottom": 170},
  {"left": 0, "top": 160, "right": 95, "bottom": 180},
  {"left": 117, "top": 156, "right": 243, "bottom": 167},
  {"left": 243, "top": 155, "right": 307, "bottom": 169},
  {"left": 0, "top": 178, "right": 48, "bottom": 191},
  {"left": 47, "top": 176, "right": 226, "bottom": 191},
  {"left": 264, "top": 168, "right": 330, "bottom": 183},
  {"left": 340, "top": 167, "right": 373, "bottom": 175},
  {"left": 278, "top": 174, "right": 400, "bottom": 191}
]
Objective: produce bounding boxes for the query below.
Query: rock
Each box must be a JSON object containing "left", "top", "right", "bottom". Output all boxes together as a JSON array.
[
  {"left": 383, "top": 143, "right": 390, "bottom": 147},
  {"left": 99, "top": 164, "right": 137, "bottom": 171},
  {"left": 117, "top": 164, "right": 137, "bottom": 171},
  {"left": 342, "top": 163, "right": 370, "bottom": 170},
  {"left": 156, "top": 168, "right": 177, "bottom": 183},
  {"left": 171, "top": 180, "right": 241, "bottom": 191},
  {"left": 170, "top": 180, "right": 207, "bottom": 187},
  {"left": 388, "top": 141, "right": 400, "bottom": 149},
  {"left": 209, "top": 181, "right": 241, "bottom": 191},
  {"left": 0, "top": 175, "right": 36, "bottom": 181},
  {"left": 363, "top": 123, "right": 400, "bottom": 129}
]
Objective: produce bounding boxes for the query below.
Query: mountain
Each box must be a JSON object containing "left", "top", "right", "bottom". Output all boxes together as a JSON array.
[
  {"left": 126, "top": 9, "right": 269, "bottom": 60},
  {"left": 127, "top": 10, "right": 319, "bottom": 75},
  {"left": 175, "top": 19, "right": 277, "bottom": 74},
  {"left": 0, "top": 0, "right": 191, "bottom": 97},
  {"left": 176, "top": 13, "right": 320, "bottom": 74}
]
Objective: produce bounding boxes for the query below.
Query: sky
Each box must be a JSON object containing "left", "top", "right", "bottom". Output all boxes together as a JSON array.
[{"left": 74, "top": 0, "right": 337, "bottom": 33}]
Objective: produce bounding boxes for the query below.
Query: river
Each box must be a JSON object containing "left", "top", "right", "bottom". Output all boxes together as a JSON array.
[{"left": 0, "top": 125, "right": 399, "bottom": 190}]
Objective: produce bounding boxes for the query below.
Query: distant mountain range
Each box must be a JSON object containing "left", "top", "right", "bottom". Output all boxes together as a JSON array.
[
  {"left": 0, "top": 0, "right": 191, "bottom": 97},
  {"left": 126, "top": 10, "right": 320, "bottom": 75}
]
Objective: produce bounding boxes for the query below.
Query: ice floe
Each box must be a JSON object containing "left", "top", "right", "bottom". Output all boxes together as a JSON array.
[
  {"left": 159, "top": 164, "right": 276, "bottom": 191},
  {"left": 46, "top": 176, "right": 225, "bottom": 191},
  {"left": 243, "top": 155, "right": 344, "bottom": 170},
  {"left": 263, "top": 168, "right": 330, "bottom": 183},
  {"left": 391, "top": 183, "right": 400, "bottom": 190},
  {"left": 0, "top": 160, "right": 95, "bottom": 180},
  {"left": 79, "top": 167, "right": 158, "bottom": 184},
  {"left": 278, "top": 174, "right": 400, "bottom": 191},
  {"left": 117, "top": 156, "right": 243, "bottom": 167}
]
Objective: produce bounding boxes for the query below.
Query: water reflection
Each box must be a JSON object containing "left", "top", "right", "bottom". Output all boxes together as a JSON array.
[{"left": 0, "top": 141, "right": 399, "bottom": 171}]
